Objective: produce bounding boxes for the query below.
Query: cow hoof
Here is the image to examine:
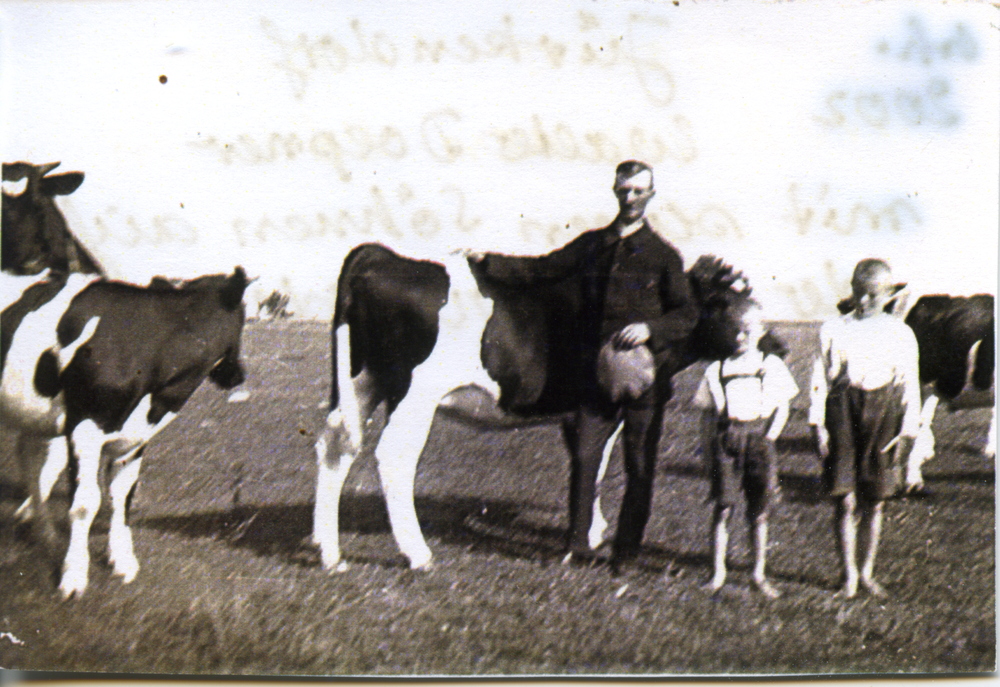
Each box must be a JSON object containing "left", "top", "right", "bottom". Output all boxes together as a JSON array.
[
  {"left": 834, "top": 582, "right": 858, "bottom": 601},
  {"left": 320, "top": 555, "right": 347, "bottom": 574},
  {"left": 323, "top": 561, "right": 349, "bottom": 575},
  {"left": 407, "top": 554, "right": 433, "bottom": 571},
  {"left": 58, "top": 571, "right": 88, "bottom": 600},
  {"left": 111, "top": 557, "right": 140, "bottom": 583}
]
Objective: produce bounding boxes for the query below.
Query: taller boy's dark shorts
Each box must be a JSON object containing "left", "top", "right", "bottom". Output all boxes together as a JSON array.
[
  {"left": 708, "top": 417, "right": 778, "bottom": 520},
  {"left": 824, "top": 382, "right": 905, "bottom": 501}
]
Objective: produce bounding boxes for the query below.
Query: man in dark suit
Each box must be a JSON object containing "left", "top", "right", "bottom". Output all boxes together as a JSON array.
[{"left": 472, "top": 161, "right": 698, "bottom": 573}]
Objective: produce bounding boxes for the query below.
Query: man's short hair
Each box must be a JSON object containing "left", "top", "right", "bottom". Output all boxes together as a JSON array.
[
  {"left": 614, "top": 160, "right": 654, "bottom": 188},
  {"left": 852, "top": 258, "right": 891, "bottom": 285}
]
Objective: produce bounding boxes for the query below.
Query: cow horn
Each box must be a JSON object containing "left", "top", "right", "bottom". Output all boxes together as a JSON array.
[{"left": 38, "top": 161, "right": 61, "bottom": 176}]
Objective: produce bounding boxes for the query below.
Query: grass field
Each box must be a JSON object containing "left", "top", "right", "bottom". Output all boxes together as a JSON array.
[{"left": 0, "top": 319, "right": 994, "bottom": 675}]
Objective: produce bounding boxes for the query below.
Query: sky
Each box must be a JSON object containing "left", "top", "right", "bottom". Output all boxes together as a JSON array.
[{"left": 1, "top": 0, "right": 997, "bottom": 320}]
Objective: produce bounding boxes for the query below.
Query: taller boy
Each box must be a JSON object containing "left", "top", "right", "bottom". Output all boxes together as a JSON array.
[
  {"left": 809, "top": 258, "right": 921, "bottom": 597},
  {"left": 473, "top": 161, "right": 698, "bottom": 572}
]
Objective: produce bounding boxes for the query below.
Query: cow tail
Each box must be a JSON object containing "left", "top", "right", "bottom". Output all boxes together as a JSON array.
[
  {"left": 330, "top": 303, "right": 362, "bottom": 450},
  {"left": 331, "top": 244, "right": 369, "bottom": 411},
  {"left": 33, "top": 316, "right": 99, "bottom": 398}
]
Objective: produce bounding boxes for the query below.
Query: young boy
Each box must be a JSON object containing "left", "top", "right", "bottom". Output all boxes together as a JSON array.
[
  {"left": 692, "top": 299, "right": 798, "bottom": 598},
  {"left": 809, "top": 258, "right": 920, "bottom": 598}
]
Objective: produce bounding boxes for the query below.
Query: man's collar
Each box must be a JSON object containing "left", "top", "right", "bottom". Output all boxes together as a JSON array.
[{"left": 613, "top": 217, "right": 647, "bottom": 238}]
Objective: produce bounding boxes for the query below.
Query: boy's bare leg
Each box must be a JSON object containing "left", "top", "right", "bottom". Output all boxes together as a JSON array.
[
  {"left": 705, "top": 505, "right": 730, "bottom": 591},
  {"left": 837, "top": 492, "right": 860, "bottom": 598},
  {"left": 751, "top": 518, "right": 781, "bottom": 598},
  {"left": 859, "top": 500, "right": 887, "bottom": 598}
]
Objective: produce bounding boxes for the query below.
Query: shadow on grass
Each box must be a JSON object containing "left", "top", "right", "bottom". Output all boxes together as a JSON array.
[
  {"left": 130, "top": 489, "right": 844, "bottom": 593},
  {"left": 135, "top": 493, "right": 573, "bottom": 569}
]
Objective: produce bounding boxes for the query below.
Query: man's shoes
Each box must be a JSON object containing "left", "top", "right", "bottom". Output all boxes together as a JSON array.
[
  {"left": 751, "top": 577, "right": 783, "bottom": 599},
  {"left": 904, "top": 483, "right": 932, "bottom": 498},
  {"left": 609, "top": 553, "right": 640, "bottom": 577},
  {"left": 561, "top": 547, "right": 597, "bottom": 568}
]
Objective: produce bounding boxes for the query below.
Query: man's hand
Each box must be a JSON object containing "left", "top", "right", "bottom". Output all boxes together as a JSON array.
[
  {"left": 811, "top": 425, "right": 830, "bottom": 459},
  {"left": 459, "top": 248, "right": 486, "bottom": 263},
  {"left": 612, "top": 323, "right": 651, "bottom": 349}
]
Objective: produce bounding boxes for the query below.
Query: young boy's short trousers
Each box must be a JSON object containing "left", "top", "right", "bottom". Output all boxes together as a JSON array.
[
  {"left": 824, "top": 382, "right": 905, "bottom": 501},
  {"left": 709, "top": 417, "right": 778, "bottom": 520}
]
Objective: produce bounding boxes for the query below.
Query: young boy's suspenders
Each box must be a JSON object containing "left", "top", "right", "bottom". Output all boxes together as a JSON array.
[{"left": 718, "top": 359, "right": 766, "bottom": 422}]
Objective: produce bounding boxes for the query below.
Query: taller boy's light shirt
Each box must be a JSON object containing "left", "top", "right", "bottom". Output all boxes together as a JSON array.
[{"left": 808, "top": 313, "right": 921, "bottom": 436}]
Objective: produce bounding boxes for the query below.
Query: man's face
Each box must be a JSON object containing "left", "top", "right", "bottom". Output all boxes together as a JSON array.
[
  {"left": 851, "top": 268, "right": 892, "bottom": 319},
  {"left": 614, "top": 170, "right": 655, "bottom": 223}
]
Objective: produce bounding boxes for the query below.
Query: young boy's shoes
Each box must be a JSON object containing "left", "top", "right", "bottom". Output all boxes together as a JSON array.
[{"left": 861, "top": 577, "right": 888, "bottom": 599}]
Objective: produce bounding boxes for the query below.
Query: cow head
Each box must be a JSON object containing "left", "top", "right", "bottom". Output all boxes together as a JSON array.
[
  {"left": 208, "top": 267, "right": 251, "bottom": 389},
  {"left": 2, "top": 161, "right": 104, "bottom": 277},
  {"left": 686, "top": 255, "right": 787, "bottom": 362},
  {"left": 151, "top": 265, "right": 250, "bottom": 389}
]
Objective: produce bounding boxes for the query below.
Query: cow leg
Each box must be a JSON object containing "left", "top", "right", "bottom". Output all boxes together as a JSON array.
[
  {"left": 16, "top": 432, "right": 59, "bottom": 549},
  {"left": 313, "top": 385, "right": 373, "bottom": 574},
  {"left": 589, "top": 422, "right": 622, "bottom": 550},
  {"left": 374, "top": 385, "right": 438, "bottom": 570},
  {"left": 313, "top": 421, "right": 355, "bottom": 573},
  {"left": 104, "top": 396, "right": 176, "bottom": 583},
  {"left": 312, "top": 324, "right": 375, "bottom": 572},
  {"left": 15, "top": 434, "right": 69, "bottom": 522},
  {"left": 38, "top": 436, "right": 68, "bottom": 507},
  {"left": 107, "top": 451, "right": 143, "bottom": 582},
  {"left": 907, "top": 394, "right": 939, "bottom": 489},
  {"left": 567, "top": 406, "right": 619, "bottom": 556},
  {"left": 60, "top": 420, "right": 103, "bottom": 598}
]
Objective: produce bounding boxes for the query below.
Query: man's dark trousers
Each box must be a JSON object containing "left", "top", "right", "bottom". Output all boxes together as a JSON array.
[{"left": 565, "top": 368, "right": 671, "bottom": 563}]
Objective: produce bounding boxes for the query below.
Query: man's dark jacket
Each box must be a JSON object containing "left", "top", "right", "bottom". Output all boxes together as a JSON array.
[{"left": 476, "top": 220, "right": 698, "bottom": 405}]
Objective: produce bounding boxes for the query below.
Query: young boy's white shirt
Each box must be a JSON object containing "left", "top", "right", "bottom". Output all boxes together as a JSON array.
[
  {"left": 692, "top": 347, "right": 799, "bottom": 423},
  {"left": 808, "top": 312, "right": 921, "bottom": 437}
]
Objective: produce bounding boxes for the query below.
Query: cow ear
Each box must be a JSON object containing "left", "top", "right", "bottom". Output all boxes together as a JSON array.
[
  {"left": 39, "top": 172, "right": 84, "bottom": 196},
  {"left": 220, "top": 266, "right": 250, "bottom": 310}
]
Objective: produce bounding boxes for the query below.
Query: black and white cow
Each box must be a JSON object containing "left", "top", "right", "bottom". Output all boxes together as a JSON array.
[
  {"left": 312, "top": 244, "right": 765, "bottom": 572},
  {"left": 904, "top": 294, "right": 995, "bottom": 486},
  {"left": 1, "top": 268, "right": 250, "bottom": 597},
  {"left": 2, "top": 159, "right": 107, "bottom": 559}
]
